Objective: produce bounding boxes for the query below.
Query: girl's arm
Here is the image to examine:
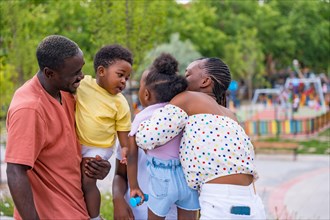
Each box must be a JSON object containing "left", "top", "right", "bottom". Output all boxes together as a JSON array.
[
  {"left": 127, "top": 135, "right": 146, "bottom": 202},
  {"left": 112, "top": 158, "right": 134, "bottom": 220},
  {"left": 136, "top": 104, "right": 188, "bottom": 150}
]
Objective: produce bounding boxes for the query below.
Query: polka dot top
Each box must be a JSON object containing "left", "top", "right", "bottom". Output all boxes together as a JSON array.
[{"left": 136, "top": 104, "right": 258, "bottom": 190}]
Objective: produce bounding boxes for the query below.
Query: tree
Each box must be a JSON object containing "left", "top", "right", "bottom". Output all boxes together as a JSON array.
[
  {"left": 165, "top": 0, "right": 227, "bottom": 58},
  {"left": 224, "top": 28, "right": 266, "bottom": 100},
  {"left": 136, "top": 33, "right": 202, "bottom": 79}
]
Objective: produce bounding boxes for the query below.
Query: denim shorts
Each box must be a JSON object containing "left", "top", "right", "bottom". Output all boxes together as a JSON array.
[{"left": 146, "top": 156, "right": 200, "bottom": 217}]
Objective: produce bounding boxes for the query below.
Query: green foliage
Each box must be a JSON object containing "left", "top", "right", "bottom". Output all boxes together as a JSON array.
[
  {"left": 87, "top": 0, "right": 172, "bottom": 73},
  {"left": 100, "top": 193, "right": 114, "bottom": 220},
  {"left": 0, "top": 195, "right": 14, "bottom": 217},
  {"left": 136, "top": 33, "right": 202, "bottom": 79},
  {"left": 0, "top": 0, "right": 329, "bottom": 118},
  {"left": 224, "top": 28, "right": 266, "bottom": 99},
  {"left": 0, "top": 60, "right": 16, "bottom": 119},
  {"left": 166, "top": 1, "right": 227, "bottom": 57}
]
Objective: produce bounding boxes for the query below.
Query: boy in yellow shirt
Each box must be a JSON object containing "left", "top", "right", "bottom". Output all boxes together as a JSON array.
[{"left": 75, "top": 44, "right": 133, "bottom": 219}]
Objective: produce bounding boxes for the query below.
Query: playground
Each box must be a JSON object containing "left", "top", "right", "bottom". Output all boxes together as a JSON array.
[{"left": 233, "top": 77, "right": 330, "bottom": 138}]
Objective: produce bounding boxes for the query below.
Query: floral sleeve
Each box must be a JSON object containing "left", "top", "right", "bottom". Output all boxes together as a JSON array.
[{"left": 136, "top": 104, "right": 188, "bottom": 150}]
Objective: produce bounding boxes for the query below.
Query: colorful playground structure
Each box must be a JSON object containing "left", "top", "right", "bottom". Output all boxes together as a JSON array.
[{"left": 238, "top": 77, "right": 330, "bottom": 137}]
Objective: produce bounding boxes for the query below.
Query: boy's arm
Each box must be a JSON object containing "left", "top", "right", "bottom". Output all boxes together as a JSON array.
[
  {"left": 112, "top": 158, "right": 134, "bottom": 220},
  {"left": 84, "top": 155, "right": 111, "bottom": 180},
  {"left": 7, "top": 163, "right": 40, "bottom": 220},
  {"left": 117, "top": 131, "right": 130, "bottom": 164}
]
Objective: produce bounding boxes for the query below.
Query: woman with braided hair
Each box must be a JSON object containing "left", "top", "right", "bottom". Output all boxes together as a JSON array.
[{"left": 136, "top": 57, "right": 266, "bottom": 219}]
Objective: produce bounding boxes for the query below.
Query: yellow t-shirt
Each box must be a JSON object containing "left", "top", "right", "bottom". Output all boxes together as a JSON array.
[{"left": 75, "top": 75, "right": 131, "bottom": 148}]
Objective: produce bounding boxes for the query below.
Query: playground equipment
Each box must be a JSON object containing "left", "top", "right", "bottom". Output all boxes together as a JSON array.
[
  {"left": 239, "top": 77, "right": 329, "bottom": 138},
  {"left": 284, "top": 77, "right": 326, "bottom": 113}
]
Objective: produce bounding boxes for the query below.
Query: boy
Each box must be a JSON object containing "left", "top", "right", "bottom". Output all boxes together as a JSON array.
[{"left": 75, "top": 44, "right": 133, "bottom": 219}]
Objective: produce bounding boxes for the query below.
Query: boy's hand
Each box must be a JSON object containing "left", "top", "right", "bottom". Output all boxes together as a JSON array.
[
  {"left": 85, "top": 155, "right": 111, "bottom": 180},
  {"left": 120, "top": 146, "right": 128, "bottom": 164}
]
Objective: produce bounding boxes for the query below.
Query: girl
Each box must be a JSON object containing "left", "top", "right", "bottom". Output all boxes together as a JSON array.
[
  {"left": 127, "top": 53, "right": 200, "bottom": 219},
  {"left": 136, "top": 58, "right": 266, "bottom": 219}
]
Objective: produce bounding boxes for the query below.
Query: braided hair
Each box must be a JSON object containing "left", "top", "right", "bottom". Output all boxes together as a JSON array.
[
  {"left": 200, "top": 58, "right": 231, "bottom": 107},
  {"left": 146, "top": 53, "right": 188, "bottom": 102}
]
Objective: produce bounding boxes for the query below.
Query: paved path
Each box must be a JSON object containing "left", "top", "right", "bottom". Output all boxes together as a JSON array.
[
  {"left": 255, "top": 154, "right": 330, "bottom": 220},
  {"left": 1, "top": 145, "right": 330, "bottom": 219}
]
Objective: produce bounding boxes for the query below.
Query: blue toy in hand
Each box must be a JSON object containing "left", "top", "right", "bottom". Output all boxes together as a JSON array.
[{"left": 129, "top": 194, "right": 149, "bottom": 207}]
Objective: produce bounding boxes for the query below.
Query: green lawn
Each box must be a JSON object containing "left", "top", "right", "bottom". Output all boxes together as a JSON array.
[
  {"left": 259, "top": 128, "right": 330, "bottom": 154},
  {"left": 0, "top": 193, "right": 114, "bottom": 219}
]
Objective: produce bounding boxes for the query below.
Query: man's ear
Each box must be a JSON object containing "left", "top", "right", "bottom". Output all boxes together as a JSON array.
[
  {"left": 97, "top": 66, "right": 105, "bottom": 77},
  {"left": 200, "top": 76, "right": 212, "bottom": 88},
  {"left": 44, "top": 67, "right": 54, "bottom": 79}
]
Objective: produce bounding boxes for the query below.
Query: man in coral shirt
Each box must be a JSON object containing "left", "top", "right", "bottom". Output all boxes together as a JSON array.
[{"left": 5, "top": 35, "right": 110, "bottom": 219}]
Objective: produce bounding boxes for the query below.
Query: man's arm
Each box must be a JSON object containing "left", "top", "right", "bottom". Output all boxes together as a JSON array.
[
  {"left": 6, "top": 163, "right": 40, "bottom": 220},
  {"left": 112, "top": 158, "right": 134, "bottom": 220}
]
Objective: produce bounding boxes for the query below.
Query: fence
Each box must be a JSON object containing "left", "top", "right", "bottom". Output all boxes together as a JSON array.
[{"left": 241, "top": 110, "right": 330, "bottom": 137}]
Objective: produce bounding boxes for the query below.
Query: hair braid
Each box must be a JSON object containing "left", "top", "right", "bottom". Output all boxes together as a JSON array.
[{"left": 201, "top": 58, "right": 231, "bottom": 107}]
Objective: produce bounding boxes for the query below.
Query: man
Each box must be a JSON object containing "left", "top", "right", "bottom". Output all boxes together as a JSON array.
[{"left": 5, "top": 35, "right": 110, "bottom": 219}]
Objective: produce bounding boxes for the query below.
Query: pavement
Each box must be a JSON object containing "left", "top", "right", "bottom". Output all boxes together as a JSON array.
[{"left": 1, "top": 145, "right": 329, "bottom": 220}]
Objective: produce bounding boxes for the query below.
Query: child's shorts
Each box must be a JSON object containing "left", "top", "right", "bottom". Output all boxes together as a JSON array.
[
  {"left": 199, "top": 183, "right": 266, "bottom": 219},
  {"left": 81, "top": 145, "right": 113, "bottom": 160},
  {"left": 146, "top": 156, "right": 200, "bottom": 217}
]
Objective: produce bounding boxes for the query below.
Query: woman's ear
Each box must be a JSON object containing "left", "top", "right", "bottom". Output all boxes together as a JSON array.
[
  {"left": 200, "top": 76, "right": 212, "bottom": 88},
  {"left": 97, "top": 66, "right": 105, "bottom": 77}
]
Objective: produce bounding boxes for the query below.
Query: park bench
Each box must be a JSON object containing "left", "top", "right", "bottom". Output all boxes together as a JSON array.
[{"left": 253, "top": 141, "right": 299, "bottom": 161}]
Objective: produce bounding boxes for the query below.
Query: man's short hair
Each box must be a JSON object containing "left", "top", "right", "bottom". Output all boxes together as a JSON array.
[{"left": 36, "top": 35, "right": 80, "bottom": 71}]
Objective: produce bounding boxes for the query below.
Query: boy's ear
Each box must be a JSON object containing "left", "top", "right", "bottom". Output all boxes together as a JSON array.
[
  {"left": 97, "top": 66, "right": 105, "bottom": 76},
  {"left": 200, "top": 76, "right": 212, "bottom": 88}
]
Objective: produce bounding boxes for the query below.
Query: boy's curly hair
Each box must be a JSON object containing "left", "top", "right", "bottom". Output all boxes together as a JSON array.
[{"left": 94, "top": 44, "right": 133, "bottom": 73}]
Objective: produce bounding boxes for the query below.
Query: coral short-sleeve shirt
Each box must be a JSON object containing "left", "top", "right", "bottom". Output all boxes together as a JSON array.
[{"left": 5, "top": 75, "right": 88, "bottom": 219}]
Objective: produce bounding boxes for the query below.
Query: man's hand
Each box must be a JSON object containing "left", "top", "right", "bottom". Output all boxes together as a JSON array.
[{"left": 84, "top": 155, "right": 111, "bottom": 180}]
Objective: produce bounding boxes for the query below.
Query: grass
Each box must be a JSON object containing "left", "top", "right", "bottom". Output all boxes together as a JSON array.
[
  {"left": 0, "top": 195, "right": 14, "bottom": 217},
  {"left": 259, "top": 128, "right": 330, "bottom": 154},
  {"left": 0, "top": 192, "right": 114, "bottom": 219},
  {"left": 100, "top": 193, "right": 114, "bottom": 220}
]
